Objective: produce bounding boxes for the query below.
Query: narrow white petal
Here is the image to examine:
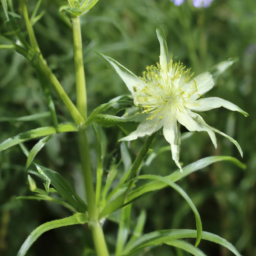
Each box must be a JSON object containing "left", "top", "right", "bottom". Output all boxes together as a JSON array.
[
  {"left": 163, "top": 112, "right": 182, "bottom": 172},
  {"left": 176, "top": 108, "right": 217, "bottom": 148},
  {"left": 163, "top": 111, "right": 179, "bottom": 144},
  {"left": 120, "top": 116, "right": 164, "bottom": 141},
  {"left": 211, "top": 126, "right": 243, "bottom": 157},
  {"left": 183, "top": 72, "right": 214, "bottom": 100},
  {"left": 171, "top": 144, "right": 183, "bottom": 172},
  {"left": 156, "top": 28, "right": 168, "bottom": 72},
  {"left": 99, "top": 52, "right": 145, "bottom": 95},
  {"left": 195, "top": 72, "right": 214, "bottom": 96},
  {"left": 211, "top": 59, "right": 236, "bottom": 81},
  {"left": 187, "top": 97, "right": 249, "bottom": 117}
]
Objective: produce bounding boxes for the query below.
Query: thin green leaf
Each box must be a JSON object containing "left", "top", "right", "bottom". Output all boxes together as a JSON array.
[
  {"left": 35, "top": 165, "right": 51, "bottom": 193},
  {"left": 27, "top": 175, "right": 37, "bottom": 191},
  {"left": 86, "top": 95, "right": 132, "bottom": 127},
  {"left": 8, "top": 11, "right": 21, "bottom": 18},
  {"left": 156, "top": 28, "right": 168, "bottom": 70},
  {"left": 33, "top": 165, "right": 87, "bottom": 212},
  {"left": 0, "top": 123, "right": 77, "bottom": 152},
  {"left": 101, "top": 163, "right": 118, "bottom": 206},
  {"left": 125, "top": 210, "right": 146, "bottom": 250},
  {"left": 99, "top": 190, "right": 127, "bottom": 219},
  {"left": 116, "top": 204, "right": 132, "bottom": 255},
  {"left": 0, "top": 112, "right": 50, "bottom": 122},
  {"left": 105, "top": 134, "right": 156, "bottom": 211},
  {"left": 1, "top": 0, "right": 9, "bottom": 21},
  {"left": 165, "top": 240, "right": 207, "bottom": 256},
  {"left": 93, "top": 124, "right": 107, "bottom": 205},
  {"left": 120, "top": 142, "right": 132, "bottom": 173},
  {"left": 26, "top": 136, "right": 52, "bottom": 169},
  {"left": 19, "top": 143, "right": 29, "bottom": 157},
  {"left": 30, "top": 0, "right": 42, "bottom": 24},
  {"left": 137, "top": 175, "right": 202, "bottom": 247},
  {"left": 93, "top": 114, "right": 137, "bottom": 127},
  {"left": 17, "top": 195, "right": 77, "bottom": 213},
  {"left": 17, "top": 213, "right": 88, "bottom": 256},
  {"left": 127, "top": 156, "right": 245, "bottom": 204},
  {"left": 122, "top": 229, "right": 242, "bottom": 256}
]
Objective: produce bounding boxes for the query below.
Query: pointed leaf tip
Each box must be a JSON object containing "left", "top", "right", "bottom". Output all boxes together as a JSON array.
[{"left": 156, "top": 28, "right": 168, "bottom": 71}]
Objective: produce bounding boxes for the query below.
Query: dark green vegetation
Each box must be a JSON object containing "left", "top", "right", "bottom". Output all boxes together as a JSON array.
[{"left": 0, "top": 0, "right": 255, "bottom": 255}]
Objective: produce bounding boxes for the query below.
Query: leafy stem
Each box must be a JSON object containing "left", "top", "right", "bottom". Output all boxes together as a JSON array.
[
  {"left": 72, "top": 15, "right": 109, "bottom": 256},
  {"left": 20, "top": 0, "right": 84, "bottom": 125}
]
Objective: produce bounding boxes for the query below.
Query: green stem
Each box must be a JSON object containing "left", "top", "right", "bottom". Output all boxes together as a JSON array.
[
  {"left": 78, "top": 129, "right": 109, "bottom": 256},
  {"left": 38, "top": 59, "right": 84, "bottom": 125},
  {"left": 0, "top": 45, "right": 14, "bottom": 49},
  {"left": 72, "top": 15, "right": 109, "bottom": 256},
  {"left": 72, "top": 17, "right": 87, "bottom": 120},
  {"left": 20, "top": 0, "right": 40, "bottom": 51},
  {"left": 20, "top": 1, "right": 84, "bottom": 125}
]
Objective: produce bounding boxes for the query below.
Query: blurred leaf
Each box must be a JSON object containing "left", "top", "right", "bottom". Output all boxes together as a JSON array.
[
  {"left": 17, "top": 213, "right": 88, "bottom": 256},
  {"left": 93, "top": 124, "right": 107, "bottom": 204},
  {"left": 26, "top": 136, "right": 52, "bottom": 169},
  {"left": 116, "top": 204, "right": 132, "bottom": 255},
  {"left": 93, "top": 114, "right": 137, "bottom": 127},
  {"left": 120, "top": 142, "right": 132, "bottom": 173},
  {"left": 125, "top": 210, "right": 146, "bottom": 250},
  {"left": 30, "top": 0, "right": 45, "bottom": 26},
  {"left": 137, "top": 175, "right": 202, "bottom": 247},
  {"left": 100, "top": 190, "right": 128, "bottom": 219},
  {"left": 0, "top": 112, "right": 50, "bottom": 122},
  {"left": 0, "top": 123, "right": 78, "bottom": 152},
  {"left": 27, "top": 174, "right": 37, "bottom": 192},
  {"left": 17, "top": 195, "right": 77, "bottom": 213},
  {"left": 166, "top": 240, "right": 207, "bottom": 256},
  {"left": 127, "top": 156, "right": 246, "bottom": 203},
  {"left": 122, "top": 229, "right": 242, "bottom": 256},
  {"left": 86, "top": 95, "right": 133, "bottom": 127},
  {"left": 101, "top": 163, "right": 118, "bottom": 206},
  {"left": 1, "top": 0, "right": 9, "bottom": 21},
  {"left": 32, "top": 165, "right": 87, "bottom": 212}
]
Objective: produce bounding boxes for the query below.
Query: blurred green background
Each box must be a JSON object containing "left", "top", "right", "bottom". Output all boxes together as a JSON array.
[{"left": 0, "top": 0, "right": 255, "bottom": 255}]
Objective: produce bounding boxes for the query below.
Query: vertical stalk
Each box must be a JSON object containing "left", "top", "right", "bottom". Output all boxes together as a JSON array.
[
  {"left": 72, "top": 17, "right": 87, "bottom": 120},
  {"left": 72, "top": 16, "right": 109, "bottom": 256},
  {"left": 20, "top": 0, "right": 84, "bottom": 125},
  {"left": 20, "top": 0, "right": 40, "bottom": 51}
]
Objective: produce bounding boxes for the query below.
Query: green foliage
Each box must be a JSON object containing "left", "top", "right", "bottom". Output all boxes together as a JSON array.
[
  {"left": 17, "top": 212, "right": 88, "bottom": 256},
  {"left": 0, "top": 0, "right": 255, "bottom": 256}
]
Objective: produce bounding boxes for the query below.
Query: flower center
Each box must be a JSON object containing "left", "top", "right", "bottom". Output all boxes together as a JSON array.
[{"left": 135, "top": 61, "right": 193, "bottom": 117}]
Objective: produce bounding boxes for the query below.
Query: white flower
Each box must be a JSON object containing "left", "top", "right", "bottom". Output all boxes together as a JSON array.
[{"left": 100, "top": 29, "right": 248, "bottom": 171}]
